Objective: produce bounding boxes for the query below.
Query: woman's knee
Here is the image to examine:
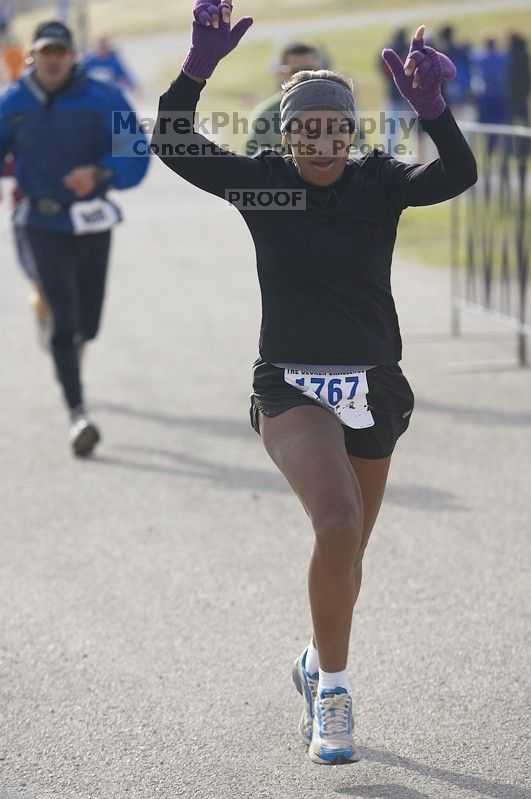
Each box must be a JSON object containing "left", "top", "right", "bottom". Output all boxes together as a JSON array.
[{"left": 312, "top": 504, "right": 364, "bottom": 560}]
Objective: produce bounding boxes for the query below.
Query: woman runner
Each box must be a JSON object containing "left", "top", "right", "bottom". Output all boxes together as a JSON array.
[{"left": 152, "top": 1, "right": 477, "bottom": 765}]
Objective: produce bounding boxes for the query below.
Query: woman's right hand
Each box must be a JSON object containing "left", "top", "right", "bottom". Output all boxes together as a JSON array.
[{"left": 182, "top": 0, "right": 253, "bottom": 82}]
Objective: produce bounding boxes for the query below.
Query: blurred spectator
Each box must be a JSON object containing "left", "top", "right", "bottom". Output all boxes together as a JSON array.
[
  {"left": 507, "top": 33, "right": 530, "bottom": 125},
  {"left": 472, "top": 37, "right": 509, "bottom": 124},
  {"left": 0, "top": 29, "right": 25, "bottom": 86},
  {"left": 438, "top": 25, "right": 473, "bottom": 119},
  {"left": 318, "top": 44, "right": 332, "bottom": 70},
  {"left": 1, "top": 152, "right": 23, "bottom": 213},
  {"left": 380, "top": 27, "right": 408, "bottom": 108},
  {"left": 56, "top": 0, "right": 70, "bottom": 23},
  {"left": 244, "top": 42, "right": 328, "bottom": 156},
  {"left": 1, "top": 30, "right": 25, "bottom": 226},
  {"left": 83, "top": 37, "right": 139, "bottom": 94},
  {"left": 0, "top": 1, "right": 14, "bottom": 35},
  {"left": 380, "top": 27, "right": 417, "bottom": 156}
]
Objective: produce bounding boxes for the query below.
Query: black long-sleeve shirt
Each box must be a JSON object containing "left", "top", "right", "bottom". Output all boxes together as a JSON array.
[{"left": 153, "top": 72, "right": 477, "bottom": 365}]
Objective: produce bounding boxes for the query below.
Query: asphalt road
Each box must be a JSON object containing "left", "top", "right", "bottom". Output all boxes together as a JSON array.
[{"left": 0, "top": 71, "right": 530, "bottom": 799}]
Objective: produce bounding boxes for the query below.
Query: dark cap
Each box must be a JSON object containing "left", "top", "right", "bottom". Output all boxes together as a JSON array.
[{"left": 32, "top": 20, "right": 74, "bottom": 51}]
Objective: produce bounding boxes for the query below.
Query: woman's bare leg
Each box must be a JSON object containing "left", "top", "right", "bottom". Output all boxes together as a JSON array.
[
  {"left": 307, "top": 454, "right": 392, "bottom": 667},
  {"left": 260, "top": 407, "right": 393, "bottom": 672},
  {"left": 259, "top": 406, "right": 364, "bottom": 673},
  {"left": 348, "top": 454, "right": 392, "bottom": 607}
]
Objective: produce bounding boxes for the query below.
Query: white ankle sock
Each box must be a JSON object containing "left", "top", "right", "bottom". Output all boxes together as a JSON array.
[
  {"left": 305, "top": 638, "right": 320, "bottom": 676},
  {"left": 318, "top": 668, "right": 350, "bottom": 693}
]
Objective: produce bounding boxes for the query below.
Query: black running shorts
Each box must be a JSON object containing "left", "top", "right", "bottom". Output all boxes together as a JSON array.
[{"left": 249, "top": 358, "right": 415, "bottom": 459}]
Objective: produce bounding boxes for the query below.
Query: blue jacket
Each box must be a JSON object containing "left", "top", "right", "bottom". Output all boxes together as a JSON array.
[
  {"left": 83, "top": 51, "right": 137, "bottom": 91},
  {"left": 0, "top": 65, "right": 149, "bottom": 232},
  {"left": 473, "top": 49, "right": 509, "bottom": 99}
]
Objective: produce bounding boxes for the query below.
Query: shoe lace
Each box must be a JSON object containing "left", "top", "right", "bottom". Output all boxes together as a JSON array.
[{"left": 318, "top": 692, "right": 352, "bottom": 736}]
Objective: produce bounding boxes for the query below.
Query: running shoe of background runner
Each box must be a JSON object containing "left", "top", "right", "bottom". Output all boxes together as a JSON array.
[
  {"left": 292, "top": 646, "right": 319, "bottom": 744},
  {"left": 69, "top": 404, "right": 100, "bottom": 457},
  {"left": 309, "top": 687, "right": 361, "bottom": 765}
]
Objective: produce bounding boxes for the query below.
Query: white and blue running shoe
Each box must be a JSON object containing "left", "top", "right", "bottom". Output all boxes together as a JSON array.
[
  {"left": 292, "top": 647, "right": 319, "bottom": 745},
  {"left": 308, "top": 687, "right": 361, "bottom": 765}
]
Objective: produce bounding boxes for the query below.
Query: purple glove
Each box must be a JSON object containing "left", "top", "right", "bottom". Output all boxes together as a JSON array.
[
  {"left": 182, "top": 0, "right": 253, "bottom": 80},
  {"left": 382, "top": 25, "right": 457, "bottom": 119}
]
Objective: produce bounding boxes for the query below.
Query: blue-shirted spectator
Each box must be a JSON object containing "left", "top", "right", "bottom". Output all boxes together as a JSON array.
[
  {"left": 83, "top": 37, "right": 138, "bottom": 94},
  {"left": 379, "top": 28, "right": 416, "bottom": 156},
  {"left": 507, "top": 33, "right": 530, "bottom": 126},
  {"left": 438, "top": 26, "right": 472, "bottom": 118},
  {"left": 0, "top": 20, "right": 149, "bottom": 456},
  {"left": 56, "top": 0, "right": 69, "bottom": 23},
  {"left": 0, "top": 1, "right": 14, "bottom": 34},
  {"left": 472, "top": 37, "right": 509, "bottom": 124}
]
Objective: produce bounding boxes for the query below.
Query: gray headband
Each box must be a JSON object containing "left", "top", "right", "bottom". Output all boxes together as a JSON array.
[{"left": 280, "top": 79, "right": 356, "bottom": 134}]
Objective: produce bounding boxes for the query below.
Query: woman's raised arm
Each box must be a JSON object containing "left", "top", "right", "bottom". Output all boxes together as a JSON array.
[
  {"left": 152, "top": 0, "right": 271, "bottom": 199},
  {"left": 379, "top": 24, "right": 477, "bottom": 208}
]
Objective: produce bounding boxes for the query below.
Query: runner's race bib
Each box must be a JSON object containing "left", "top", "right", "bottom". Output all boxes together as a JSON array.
[
  {"left": 70, "top": 198, "right": 120, "bottom": 235},
  {"left": 284, "top": 368, "right": 375, "bottom": 429}
]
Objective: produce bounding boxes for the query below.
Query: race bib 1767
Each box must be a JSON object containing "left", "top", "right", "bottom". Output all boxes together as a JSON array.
[{"left": 284, "top": 368, "right": 375, "bottom": 429}]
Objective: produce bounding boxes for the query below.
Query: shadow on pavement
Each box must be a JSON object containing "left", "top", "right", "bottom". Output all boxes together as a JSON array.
[
  {"left": 446, "top": 361, "right": 530, "bottom": 374},
  {"left": 414, "top": 398, "right": 531, "bottom": 426},
  {"left": 88, "top": 443, "right": 466, "bottom": 512},
  {"left": 91, "top": 402, "right": 465, "bottom": 509},
  {"left": 336, "top": 784, "right": 429, "bottom": 798},
  {"left": 384, "top": 483, "right": 467, "bottom": 512},
  {"left": 96, "top": 395, "right": 531, "bottom": 432},
  {"left": 91, "top": 446, "right": 289, "bottom": 494},
  {"left": 92, "top": 401, "right": 253, "bottom": 440},
  {"left": 337, "top": 747, "right": 531, "bottom": 799}
]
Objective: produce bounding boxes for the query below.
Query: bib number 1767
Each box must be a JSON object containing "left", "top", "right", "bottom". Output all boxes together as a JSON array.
[{"left": 294, "top": 375, "right": 359, "bottom": 407}]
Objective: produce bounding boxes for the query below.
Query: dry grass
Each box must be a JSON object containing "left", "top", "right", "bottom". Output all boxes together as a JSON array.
[{"left": 14, "top": 0, "right": 444, "bottom": 42}]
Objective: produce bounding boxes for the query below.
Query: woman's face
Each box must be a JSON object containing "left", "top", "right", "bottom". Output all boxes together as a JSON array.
[{"left": 286, "top": 109, "right": 353, "bottom": 187}]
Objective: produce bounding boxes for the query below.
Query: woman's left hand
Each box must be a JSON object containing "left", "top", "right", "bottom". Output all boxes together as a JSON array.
[{"left": 382, "top": 25, "right": 457, "bottom": 119}]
